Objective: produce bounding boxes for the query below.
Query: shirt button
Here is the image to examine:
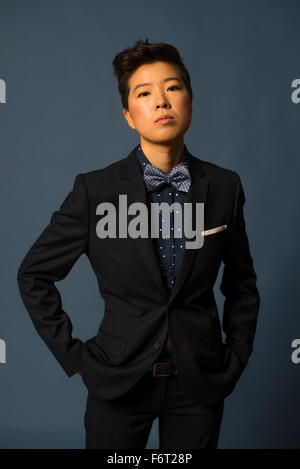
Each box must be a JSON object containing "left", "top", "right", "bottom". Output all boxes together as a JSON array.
[{"left": 153, "top": 341, "right": 161, "bottom": 351}]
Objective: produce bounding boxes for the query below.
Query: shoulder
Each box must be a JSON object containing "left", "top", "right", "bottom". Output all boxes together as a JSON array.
[
  {"left": 82, "top": 157, "right": 125, "bottom": 181},
  {"left": 74, "top": 153, "right": 130, "bottom": 200},
  {"left": 190, "top": 154, "right": 241, "bottom": 188},
  {"left": 76, "top": 156, "right": 127, "bottom": 196}
]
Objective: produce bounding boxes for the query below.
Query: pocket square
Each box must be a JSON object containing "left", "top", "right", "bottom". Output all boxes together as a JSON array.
[{"left": 201, "top": 224, "right": 227, "bottom": 236}]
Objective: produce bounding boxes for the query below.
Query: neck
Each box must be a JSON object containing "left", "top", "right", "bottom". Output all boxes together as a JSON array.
[{"left": 140, "top": 136, "right": 185, "bottom": 173}]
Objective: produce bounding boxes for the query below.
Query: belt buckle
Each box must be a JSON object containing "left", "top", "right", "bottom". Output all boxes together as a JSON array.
[{"left": 152, "top": 361, "right": 178, "bottom": 377}]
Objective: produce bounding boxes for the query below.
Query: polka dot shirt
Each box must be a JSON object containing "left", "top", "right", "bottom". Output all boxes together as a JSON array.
[{"left": 136, "top": 144, "right": 191, "bottom": 360}]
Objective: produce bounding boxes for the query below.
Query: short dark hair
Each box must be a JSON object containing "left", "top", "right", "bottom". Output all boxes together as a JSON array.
[{"left": 112, "top": 38, "right": 193, "bottom": 111}]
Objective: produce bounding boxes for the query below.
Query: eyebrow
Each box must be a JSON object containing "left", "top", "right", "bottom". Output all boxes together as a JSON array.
[{"left": 132, "top": 77, "right": 183, "bottom": 94}]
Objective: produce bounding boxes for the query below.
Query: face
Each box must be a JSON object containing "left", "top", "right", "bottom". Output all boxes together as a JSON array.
[{"left": 123, "top": 61, "right": 192, "bottom": 145}]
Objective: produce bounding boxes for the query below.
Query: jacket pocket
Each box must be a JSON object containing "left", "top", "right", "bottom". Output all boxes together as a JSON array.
[
  {"left": 203, "top": 229, "right": 228, "bottom": 245},
  {"left": 206, "top": 318, "right": 223, "bottom": 351},
  {"left": 96, "top": 328, "right": 127, "bottom": 356}
]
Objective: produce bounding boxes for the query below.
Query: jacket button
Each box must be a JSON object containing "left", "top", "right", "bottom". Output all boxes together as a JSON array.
[{"left": 153, "top": 341, "right": 161, "bottom": 351}]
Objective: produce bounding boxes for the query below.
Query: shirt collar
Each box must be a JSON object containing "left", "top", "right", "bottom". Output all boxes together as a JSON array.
[{"left": 136, "top": 144, "right": 190, "bottom": 175}]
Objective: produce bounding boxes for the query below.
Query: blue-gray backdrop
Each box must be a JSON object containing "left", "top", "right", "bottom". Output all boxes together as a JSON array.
[{"left": 1, "top": 0, "right": 299, "bottom": 449}]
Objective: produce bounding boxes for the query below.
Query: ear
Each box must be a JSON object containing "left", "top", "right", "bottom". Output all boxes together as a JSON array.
[{"left": 123, "top": 108, "right": 136, "bottom": 130}]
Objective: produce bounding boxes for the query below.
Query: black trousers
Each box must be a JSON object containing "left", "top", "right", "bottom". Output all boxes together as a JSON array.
[{"left": 84, "top": 368, "right": 224, "bottom": 449}]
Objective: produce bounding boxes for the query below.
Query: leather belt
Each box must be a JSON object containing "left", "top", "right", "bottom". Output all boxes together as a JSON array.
[{"left": 149, "top": 360, "right": 178, "bottom": 377}]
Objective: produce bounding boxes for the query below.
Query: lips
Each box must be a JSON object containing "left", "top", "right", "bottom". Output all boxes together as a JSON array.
[{"left": 155, "top": 115, "right": 174, "bottom": 122}]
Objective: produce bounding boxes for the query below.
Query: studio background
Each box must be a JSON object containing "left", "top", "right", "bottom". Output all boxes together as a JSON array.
[{"left": 0, "top": 0, "right": 299, "bottom": 449}]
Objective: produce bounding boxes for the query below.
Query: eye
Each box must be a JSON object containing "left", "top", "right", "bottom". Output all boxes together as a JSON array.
[
  {"left": 168, "top": 85, "right": 181, "bottom": 91},
  {"left": 137, "top": 91, "right": 150, "bottom": 97},
  {"left": 137, "top": 85, "right": 181, "bottom": 97}
]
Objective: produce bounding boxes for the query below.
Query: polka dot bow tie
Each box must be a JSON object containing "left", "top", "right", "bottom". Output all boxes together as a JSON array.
[{"left": 143, "top": 162, "right": 191, "bottom": 193}]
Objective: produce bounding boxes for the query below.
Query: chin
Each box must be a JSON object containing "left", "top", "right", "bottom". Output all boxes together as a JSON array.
[{"left": 153, "top": 137, "right": 183, "bottom": 146}]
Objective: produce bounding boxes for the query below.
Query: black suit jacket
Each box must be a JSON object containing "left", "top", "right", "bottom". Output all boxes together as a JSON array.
[{"left": 17, "top": 144, "right": 260, "bottom": 406}]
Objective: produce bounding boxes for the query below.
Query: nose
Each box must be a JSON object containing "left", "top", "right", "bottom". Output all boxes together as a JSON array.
[
  {"left": 156, "top": 101, "right": 170, "bottom": 109},
  {"left": 155, "top": 91, "right": 170, "bottom": 109}
]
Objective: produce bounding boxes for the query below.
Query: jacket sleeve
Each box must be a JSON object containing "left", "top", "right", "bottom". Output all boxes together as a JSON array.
[
  {"left": 220, "top": 173, "right": 260, "bottom": 367},
  {"left": 17, "top": 173, "right": 89, "bottom": 377}
]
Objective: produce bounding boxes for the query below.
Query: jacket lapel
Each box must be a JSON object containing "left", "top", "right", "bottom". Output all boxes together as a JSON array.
[
  {"left": 120, "top": 145, "right": 170, "bottom": 299},
  {"left": 120, "top": 144, "right": 209, "bottom": 304},
  {"left": 168, "top": 156, "right": 208, "bottom": 305}
]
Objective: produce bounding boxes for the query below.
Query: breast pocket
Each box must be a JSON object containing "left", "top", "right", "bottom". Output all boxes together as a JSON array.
[{"left": 203, "top": 228, "right": 228, "bottom": 246}]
